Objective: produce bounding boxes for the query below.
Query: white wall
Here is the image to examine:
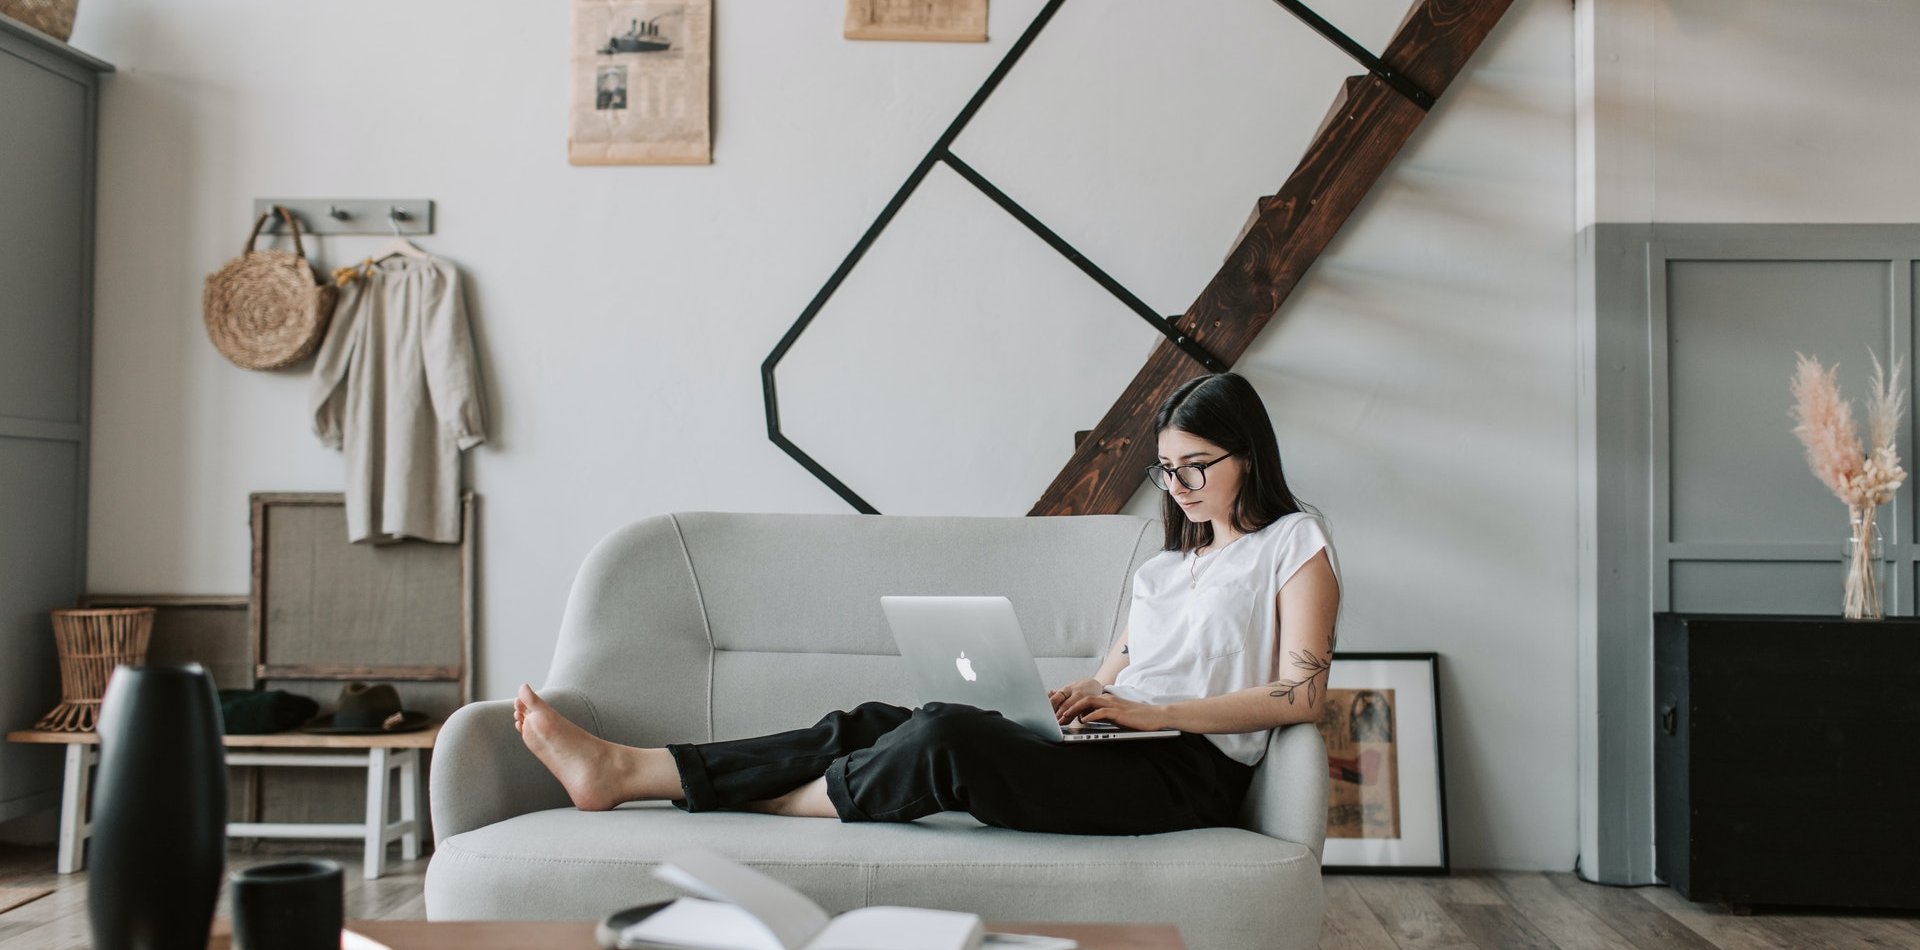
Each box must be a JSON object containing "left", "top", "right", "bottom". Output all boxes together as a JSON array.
[
  {"left": 71, "top": 0, "right": 1576, "bottom": 869},
  {"left": 1581, "top": 0, "right": 1920, "bottom": 226}
]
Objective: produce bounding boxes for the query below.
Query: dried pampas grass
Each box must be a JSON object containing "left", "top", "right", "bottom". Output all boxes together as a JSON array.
[
  {"left": 1792, "top": 352, "right": 1906, "bottom": 511},
  {"left": 1793, "top": 350, "right": 1906, "bottom": 620},
  {"left": 1792, "top": 355, "right": 1863, "bottom": 504}
]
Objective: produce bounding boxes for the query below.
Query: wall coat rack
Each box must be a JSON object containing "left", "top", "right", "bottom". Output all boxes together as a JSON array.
[
  {"left": 251, "top": 199, "right": 436, "bottom": 236},
  {"left": 761, "top": 0, "right": 1514, "bottom": 516}
]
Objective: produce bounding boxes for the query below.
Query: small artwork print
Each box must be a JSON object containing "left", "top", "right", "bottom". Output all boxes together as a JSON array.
[
  {"left": 596, "top": 66, "right": 629, "bottom": 110},
  {"left": 845, "top": 0, "right": 988, "bottom": 42},
  {"left": 1318, "top": 687, "right": 1403, "bottom": 839},
  {"left": 570, "top": 0, "right": 711, "bottom": 165}
]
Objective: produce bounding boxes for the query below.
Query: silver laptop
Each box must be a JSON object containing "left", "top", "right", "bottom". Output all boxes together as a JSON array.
[{"left": 880, "top": 595, "right": 1179, "bottom": 743}]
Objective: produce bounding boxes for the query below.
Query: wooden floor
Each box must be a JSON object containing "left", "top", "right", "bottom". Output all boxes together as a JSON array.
[
  {"left": 2, "top": 843, "right": 1916, "bottom": 949},
  {"left": 1322, "top": 874, "right": 1920, "bottom": 950}
]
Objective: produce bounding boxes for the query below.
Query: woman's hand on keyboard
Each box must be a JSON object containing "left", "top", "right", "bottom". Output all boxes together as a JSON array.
[{"left": 1048, "top": 678, "right": 1106, "bottom": 724}]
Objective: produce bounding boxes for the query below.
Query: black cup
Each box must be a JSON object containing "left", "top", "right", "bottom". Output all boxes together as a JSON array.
[{"left": 229, "top": 859, "right": 344, "bottom": 950}]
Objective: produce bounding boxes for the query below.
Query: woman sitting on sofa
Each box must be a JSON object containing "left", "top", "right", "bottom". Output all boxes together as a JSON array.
[{"left": 515, "top": 371, "right": 1340, "bottom": 836}]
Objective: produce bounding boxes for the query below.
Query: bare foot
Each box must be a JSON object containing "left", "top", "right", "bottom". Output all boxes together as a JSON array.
[{"left": 515, "top": 684, "right": 637, "bottom": 812}]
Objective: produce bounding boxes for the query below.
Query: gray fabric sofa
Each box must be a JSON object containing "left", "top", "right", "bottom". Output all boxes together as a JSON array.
[{"left": 426, "top": 512, "right": 1328, "bottom": 949}]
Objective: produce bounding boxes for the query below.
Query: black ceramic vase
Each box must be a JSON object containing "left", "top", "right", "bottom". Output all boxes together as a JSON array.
[{"left": 88, "top": 663, "right": 228, "bottom": 950}]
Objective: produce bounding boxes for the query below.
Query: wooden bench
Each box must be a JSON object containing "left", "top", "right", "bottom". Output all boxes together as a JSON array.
[{"left": 5, "top": 725, "right": 436, "bottom": 879}]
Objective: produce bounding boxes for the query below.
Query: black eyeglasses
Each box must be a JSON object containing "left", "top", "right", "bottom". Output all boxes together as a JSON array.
[{"left": 1145, "top": 453, "right": 1234, "bottom": 491}]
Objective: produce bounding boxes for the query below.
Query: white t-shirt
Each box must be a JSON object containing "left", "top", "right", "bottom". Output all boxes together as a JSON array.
[{"left": 1108, "top": 511, "right": 1339, "bottom": 766}]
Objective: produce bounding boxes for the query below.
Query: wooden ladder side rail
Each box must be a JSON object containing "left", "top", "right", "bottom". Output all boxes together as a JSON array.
[{"left": 1030, "top": 0, "right": 1514, "bottom": 517}]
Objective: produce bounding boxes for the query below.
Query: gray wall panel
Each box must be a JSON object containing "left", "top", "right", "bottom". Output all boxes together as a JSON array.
[
  {"left": 0, "top": 438, "right": 80, "bottom": 805},
  {"left": 1579, "top": 223, "right": 1658, "bottom": 885},
  {"left": 0, "top": 49, "right": 86, "bottom": 425},
  {"left": 1584, "top": 224, "right": 1920, "bottom": 886},
  {"left": 1668, "top": 560, "right": 1849, "bottom": 615},
  {"left": 1666, "top": 260, "right": 1892, "bottom": 546}
]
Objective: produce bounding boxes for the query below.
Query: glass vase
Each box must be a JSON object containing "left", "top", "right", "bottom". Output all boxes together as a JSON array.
[{"left": 1843, "top": 507, "right": 1887, "bottom": 621}]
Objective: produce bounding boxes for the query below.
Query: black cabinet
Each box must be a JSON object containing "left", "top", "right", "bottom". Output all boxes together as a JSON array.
[{"left": 1654, "top": 613, "right": 1920, "bottom": 909}]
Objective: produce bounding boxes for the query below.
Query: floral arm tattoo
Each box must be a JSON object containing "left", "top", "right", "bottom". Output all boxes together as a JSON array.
[{"left": 1266, "top": 650, "right": 1332, "bottom": 707}]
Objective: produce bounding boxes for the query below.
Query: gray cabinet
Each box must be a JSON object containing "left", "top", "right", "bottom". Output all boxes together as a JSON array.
[{"left": 0, "top": 19, "right": 111, "bottom": 827}]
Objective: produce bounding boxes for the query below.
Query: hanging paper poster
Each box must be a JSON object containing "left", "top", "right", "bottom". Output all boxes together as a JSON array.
[
  {"left": 570, "top": 0, "right": 712, "bottom": 165},
  {"left": 845, "top": 0, "right": 988, "bottom": 42}
]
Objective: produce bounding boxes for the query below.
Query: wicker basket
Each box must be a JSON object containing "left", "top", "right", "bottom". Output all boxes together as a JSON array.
[
  {"left": 0, "top": 0, "right": 79, "bottom": 41},
  {"left": 34, "top": 607, "right": 154, "bottom": 732}
]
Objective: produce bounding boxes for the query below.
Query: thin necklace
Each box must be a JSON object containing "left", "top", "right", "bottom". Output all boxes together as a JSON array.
[
  {"left": 1188, "top": 545, "right": 1217, "bottom": 589},
  {"left": 1188, "top": 532, "right": 1243, "bottom": 588}
]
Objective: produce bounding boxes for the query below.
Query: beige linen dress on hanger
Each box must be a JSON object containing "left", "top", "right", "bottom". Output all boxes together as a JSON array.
[{"left": 311, "top": 257, "right": 486, "bottom": 543}]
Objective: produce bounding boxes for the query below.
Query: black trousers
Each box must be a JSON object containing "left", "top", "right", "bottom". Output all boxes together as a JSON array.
[{"left": 665, "top": 702, "right": 1255, "bottom": 836}]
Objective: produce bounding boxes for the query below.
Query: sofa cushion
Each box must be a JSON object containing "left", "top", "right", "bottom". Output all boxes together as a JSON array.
[{"left": 426, "top": 803, "right": 1325, "bottom": 948}]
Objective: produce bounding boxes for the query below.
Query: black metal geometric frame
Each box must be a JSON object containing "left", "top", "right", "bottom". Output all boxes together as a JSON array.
[{"left": 762, "top": 0, "right": 1433, "bottom": 513}]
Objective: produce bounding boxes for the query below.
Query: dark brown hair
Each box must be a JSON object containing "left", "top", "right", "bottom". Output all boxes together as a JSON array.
[{"left": 1154, "top": 373, "right": 1307, "bottom": 553}]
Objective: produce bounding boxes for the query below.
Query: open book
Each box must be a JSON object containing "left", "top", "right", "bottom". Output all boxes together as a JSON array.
[{"left": 601, "top": 849, "right": 986, "bottom": 950}]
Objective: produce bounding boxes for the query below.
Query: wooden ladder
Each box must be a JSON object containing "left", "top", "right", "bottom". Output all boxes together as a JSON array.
[
  {"left": 1032, "top": 0, "right": 1515, "bottom": 515},
  {"left": 763, "top": 0, "right": 1516, "bottom": 515}
]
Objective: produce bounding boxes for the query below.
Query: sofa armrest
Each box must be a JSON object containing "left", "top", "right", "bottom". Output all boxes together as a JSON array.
[
  {"left": 1236, "top": 722, "right": 1329, "bottom": 860},
  {"left": 429, "top": 688, "right": 601, "bottom": 844}
]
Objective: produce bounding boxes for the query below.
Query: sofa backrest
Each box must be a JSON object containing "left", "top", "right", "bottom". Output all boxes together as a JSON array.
[{"left": 546, "top": 511, "right": 1165, "bottom": 747}]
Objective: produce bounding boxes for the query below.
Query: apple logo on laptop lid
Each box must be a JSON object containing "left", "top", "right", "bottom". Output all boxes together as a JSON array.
[{"left": 955, "top": 652, "right": 977, "bottom": 682}]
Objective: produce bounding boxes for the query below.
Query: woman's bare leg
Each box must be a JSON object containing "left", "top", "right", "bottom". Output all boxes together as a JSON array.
[
  {"left": 741, "top": 777, "right": 836, "bottom": 818},
  {"left": 517, "top": 684, "right": 840, "bottom": 818},
  {"left": 514, "top": 684, "right": 684, "bottom": 810}
]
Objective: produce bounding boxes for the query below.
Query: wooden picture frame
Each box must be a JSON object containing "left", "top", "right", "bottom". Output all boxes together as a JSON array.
[
  {"left": 245, "top": 492, "right": 475, "bottom": 831},
  {"left": 248, "top": 492, "right": 475, "bottom": 704},
  {"left": 1316, "top": 652, "right": 1450, "bottom": 874}
]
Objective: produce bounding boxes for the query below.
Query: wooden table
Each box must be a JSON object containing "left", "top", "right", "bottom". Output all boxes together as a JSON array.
[
  {"left": 6, "top": 726, "right": 438, "bottom": 879},
  {"left": 209, "top": 919, "right": 1186, "bottom": 949}
]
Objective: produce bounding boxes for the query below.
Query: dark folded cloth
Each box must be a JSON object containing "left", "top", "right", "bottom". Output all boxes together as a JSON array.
[{"left": 219, "top": 689, "right": 320, "bottom": 735}]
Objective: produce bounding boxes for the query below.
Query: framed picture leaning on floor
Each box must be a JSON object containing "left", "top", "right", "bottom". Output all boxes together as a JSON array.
[{"left": 1314, "top": 652, "right": 1449, "bottom": 874}]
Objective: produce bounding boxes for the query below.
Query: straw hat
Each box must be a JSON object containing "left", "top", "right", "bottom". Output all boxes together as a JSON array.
[{"left": 299, "top": 683, "right": 432, "bottom": 735}]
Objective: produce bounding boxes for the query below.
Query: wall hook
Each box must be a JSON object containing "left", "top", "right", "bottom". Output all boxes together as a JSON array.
[{"left": 253, "top": 199, "right": 434, "bottom": 236}]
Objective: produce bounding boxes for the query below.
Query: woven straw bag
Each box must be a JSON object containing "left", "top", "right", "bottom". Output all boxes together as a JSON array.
[
  {"left": 0, "top": 0, "right": 79, "bottom": 40},
  {"left": 203, "top": 207, "right": 338, "bottom": 370},
  {"left": 34, "top": 607, "right": 154, "bottom": 732}
]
